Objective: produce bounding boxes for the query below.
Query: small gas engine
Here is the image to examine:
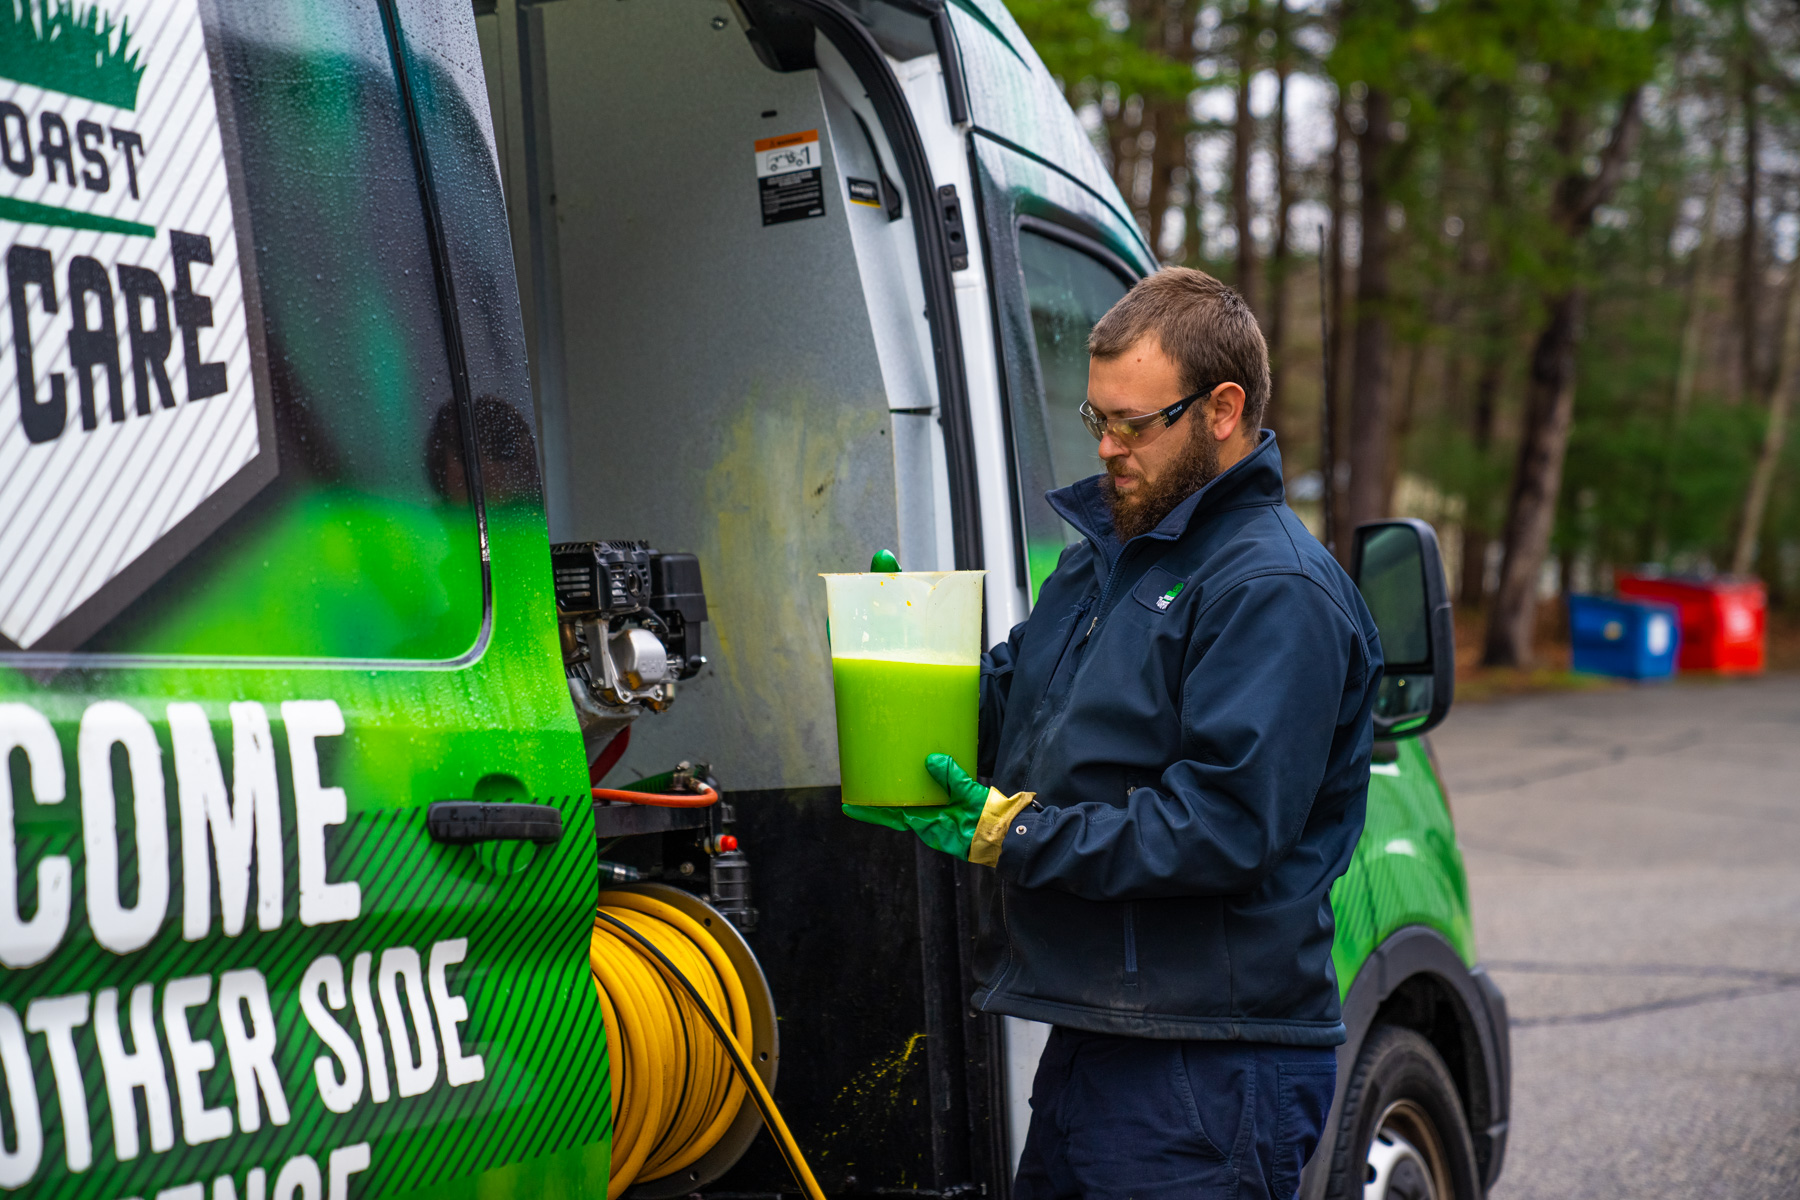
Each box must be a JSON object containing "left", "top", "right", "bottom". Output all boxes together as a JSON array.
[{"left": 551, "top": 540, "right": 708, "bottom": 757}]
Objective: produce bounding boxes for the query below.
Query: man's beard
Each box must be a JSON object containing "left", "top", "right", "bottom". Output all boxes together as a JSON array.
[{"left": 1101, "top": 420, "right": 1222, "bottom": 542}]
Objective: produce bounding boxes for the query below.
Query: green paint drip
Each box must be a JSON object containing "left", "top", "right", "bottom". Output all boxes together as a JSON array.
[
  {"left": 0, "top": 195, "right": 154, "bottom": 237},
  {"left": 0, "top": 0, "right": 145, "bottom": 110}
]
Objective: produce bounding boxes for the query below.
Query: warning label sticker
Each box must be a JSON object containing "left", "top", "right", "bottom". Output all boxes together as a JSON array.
[
  {"left": 0, "top": 0, "right": 274, "bottom": 651},
  {"left": 755, "top": 129, "right": 824, "bottom": 226}
]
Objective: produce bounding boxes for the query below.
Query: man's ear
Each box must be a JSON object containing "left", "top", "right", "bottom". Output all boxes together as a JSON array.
[{"left": 1206, "top": 383, "right": 1248, "bottom": 443}]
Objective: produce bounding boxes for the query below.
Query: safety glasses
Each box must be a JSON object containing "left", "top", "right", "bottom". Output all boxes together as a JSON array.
[{"left": 1079, "top": 384, "right": 1219, "bottom": 444}]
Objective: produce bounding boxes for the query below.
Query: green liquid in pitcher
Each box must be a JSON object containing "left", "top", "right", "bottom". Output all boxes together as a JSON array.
[{"left": 831, "top": 657, "right": 979, "bottom": 806}]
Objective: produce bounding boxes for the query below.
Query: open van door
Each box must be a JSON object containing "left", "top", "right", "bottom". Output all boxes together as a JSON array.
[{"left": 0, "top": 4, "right": 607, "bottom": 1198}]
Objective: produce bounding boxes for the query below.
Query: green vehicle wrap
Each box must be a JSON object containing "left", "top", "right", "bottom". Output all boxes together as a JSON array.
[
  {"left": 1331, "top": 737, "right": 1478, "bottom": 992},
  {"left": 0, "top": 2, "right": 609, "bottom": 1198}
]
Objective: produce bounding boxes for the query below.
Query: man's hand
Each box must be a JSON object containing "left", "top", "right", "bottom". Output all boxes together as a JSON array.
[{"left": 843, "top": 754, "right": 1035, "bottom": 865}]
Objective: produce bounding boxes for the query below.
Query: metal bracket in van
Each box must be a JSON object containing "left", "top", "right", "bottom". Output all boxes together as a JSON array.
[{"left": 937, "top": 183, "right": 969, "bottom": 270}]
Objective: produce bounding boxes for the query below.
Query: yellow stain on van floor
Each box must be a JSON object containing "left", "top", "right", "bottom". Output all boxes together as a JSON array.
[{"left": 811, "top": 1031, "right": 928, "bottom": 1166}]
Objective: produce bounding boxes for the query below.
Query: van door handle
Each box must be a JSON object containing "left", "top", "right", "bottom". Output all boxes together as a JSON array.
[{"left": 427, "top": 801, "right": 564, "bottom": 846}]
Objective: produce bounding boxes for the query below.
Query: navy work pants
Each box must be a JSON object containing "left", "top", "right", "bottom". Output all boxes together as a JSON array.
[{"left": 1013, "top": 1027, "right": 1337, "bottom": 1200}]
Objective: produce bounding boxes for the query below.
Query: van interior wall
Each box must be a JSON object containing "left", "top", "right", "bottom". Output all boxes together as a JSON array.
[
  {"left": 524, "top": 0, "right": 908, "bottom": 792},
  {"left": 475, "top": 9, "right": 1008, "bottom": 1199}
]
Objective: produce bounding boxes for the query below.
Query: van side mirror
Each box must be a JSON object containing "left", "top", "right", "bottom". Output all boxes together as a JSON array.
[{"left": 1351, "top": 519, "right": 1455, "bottom": 739}]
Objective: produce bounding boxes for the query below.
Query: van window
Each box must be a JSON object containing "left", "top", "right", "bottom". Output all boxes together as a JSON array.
[
  {"left": 1, "top": 4, "right": 484, "bottom": 660},
  {"left": 1015, "top": 228, "right": 1130, "bottom": 599}
]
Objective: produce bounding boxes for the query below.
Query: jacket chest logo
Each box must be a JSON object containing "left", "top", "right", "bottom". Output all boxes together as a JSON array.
[{"left": 1130, "top": 566, "right": 1196, "bottom": 616}]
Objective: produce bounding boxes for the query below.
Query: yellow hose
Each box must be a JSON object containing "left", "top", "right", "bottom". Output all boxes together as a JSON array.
[{"left": 591, "top": 890, "right": 827, "bottom": 1200}]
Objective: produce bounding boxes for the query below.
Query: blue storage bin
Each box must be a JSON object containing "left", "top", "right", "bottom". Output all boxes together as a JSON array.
[{"left": 1568, "top": 594, "right": 1680, "bottom": 680}]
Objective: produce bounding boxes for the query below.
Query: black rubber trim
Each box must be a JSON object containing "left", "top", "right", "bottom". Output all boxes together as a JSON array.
[
  {"left": 376, "top": 0, "right": 496, "bottom": 645},
  {"left": 931, "top": 11, "right": 971, "bottom": 125},
  {"left": 1015, "top": 214, "right": 1141, "bottom": 290},
  {"left": 971, "top": 127, "right": 1153, "bottom": 264},
  {"left": 1470, "top": 963, "right": 1512, "bottom": 1191},
  {"left": 1298, "top": 926, "right": 1512, "bottom": 1199},
  {"left": 748, "top": 0, "right": 983, "bottom": 571}
]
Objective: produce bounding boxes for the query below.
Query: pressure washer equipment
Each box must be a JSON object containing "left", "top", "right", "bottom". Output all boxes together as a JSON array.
[
  {"left": 591, "top": 886, "right": 821, "bottom": 1200},
  {"left": 554, "top": 541, "right": 709, "bottom": 765},
  {"left": 592, "top": 763, "right": 760, "bottom": 933}
]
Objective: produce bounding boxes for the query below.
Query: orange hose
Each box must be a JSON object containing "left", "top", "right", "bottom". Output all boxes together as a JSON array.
[{"left": 592, "top": 783, "right": 720, "bottom": 808}]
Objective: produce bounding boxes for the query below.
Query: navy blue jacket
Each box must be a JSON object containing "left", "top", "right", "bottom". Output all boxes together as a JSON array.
[{"left": 972, "top": 433, "right": 1382, "bottom": 1044}]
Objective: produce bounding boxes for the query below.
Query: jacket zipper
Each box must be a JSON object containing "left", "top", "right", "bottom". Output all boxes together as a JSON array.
[
  {"left": 1085, "top": 541, "right": 1135, "bottom": 648},
  {"left": 1025, "top": 544, "right": 1135, "bottom": 782}
]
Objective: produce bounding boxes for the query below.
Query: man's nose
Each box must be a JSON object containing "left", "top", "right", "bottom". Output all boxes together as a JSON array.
[{"left": 1098, "top": 430, "right": 1129, "bottom": 460}]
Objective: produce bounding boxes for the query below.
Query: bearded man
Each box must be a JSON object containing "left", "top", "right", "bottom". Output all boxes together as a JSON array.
[{"left": 848, "top": 268, "right": 1385, "bottom": 1199}]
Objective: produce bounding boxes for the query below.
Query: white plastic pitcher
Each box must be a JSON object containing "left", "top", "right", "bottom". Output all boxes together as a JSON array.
[{"left": 821, "top": 571, "right": 985, "bottom": 806}]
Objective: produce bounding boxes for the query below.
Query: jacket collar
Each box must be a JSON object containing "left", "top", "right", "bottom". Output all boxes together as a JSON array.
[{"left": 1047, "top": 429, "right": 1286, "bottom": 560}]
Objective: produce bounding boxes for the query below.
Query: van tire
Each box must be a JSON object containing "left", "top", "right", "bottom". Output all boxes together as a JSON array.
[{"left": 1324, "top": 1024, "right": 1483, "bottom": 1200}]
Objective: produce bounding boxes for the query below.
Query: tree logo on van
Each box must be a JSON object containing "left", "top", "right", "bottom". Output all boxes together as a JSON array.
[{"left": 0, "top": 0, "right": 146, "bottom": 111}]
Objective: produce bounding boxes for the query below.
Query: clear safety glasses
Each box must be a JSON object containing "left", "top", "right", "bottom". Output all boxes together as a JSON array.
[{"left": 1079, "top": 384, "right": 1219, "bottom": 444}]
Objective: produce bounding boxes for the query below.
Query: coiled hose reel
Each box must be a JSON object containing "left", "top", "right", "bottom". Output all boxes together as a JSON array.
[{"left": 591, "top": 884, "right": 822, "bottom": 1200}]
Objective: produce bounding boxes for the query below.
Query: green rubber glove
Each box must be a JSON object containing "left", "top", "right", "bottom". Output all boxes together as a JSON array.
[
  {"left": 870, "top": 548, "right": 900, "bottom": 572},
  {"left": 842, "top": 753, "right": 987, "bottom": 860}
]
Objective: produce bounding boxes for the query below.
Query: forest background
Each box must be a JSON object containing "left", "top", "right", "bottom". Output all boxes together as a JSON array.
[{"left": 1000, "top": 0, "right": 1800, "bottom": 672}]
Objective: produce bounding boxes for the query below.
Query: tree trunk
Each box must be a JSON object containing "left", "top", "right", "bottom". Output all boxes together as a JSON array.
[
  {"left": 1346, "top": 87, "right": 1393, "bottom": 534},
  {"left": 1483, "top": 88, "right": 1644, "bottom": 666},
  {"left": 1325, "top": 89, "right": 1351, "bottom": 561},
  {"left": 1232, "top": 0, "right": 1260, "bottom": 315},
  {"left": 1145, "top": 98, "right": 1186, "bottom": 254},
  {"left": 1459, "top": 334, "right": 1506, "bottom": 607},
  {"left": 1182, "top": 143, "right": 1206, "bottom": 266},
  {"left": 1732, "top": 261, "right": 1800, "bottom": 574},
  {"left": 1649, "top": 165, "right": 1724, "bottom": 561},
  {"left": 1673, "top": 168, "right": 1723, "bottom": 419},
  {"left": 1144, "top": 0, "right": 1200, "bottom": 256},
  {"left": 1460, "top": 93, "right": 1512, "bottom": 606},
  {"left": 1383, "top": 338, "right": 1426, "bottom": 514},
  {"left": 1265, "top": 5, "right": 1293, "bottom": 440},
  {"left": 1736, "top": 11, "right": 1761, "bottom": 404},
  {"left": 1484, "top": 290, "right": 1585, "bottom": 666}
]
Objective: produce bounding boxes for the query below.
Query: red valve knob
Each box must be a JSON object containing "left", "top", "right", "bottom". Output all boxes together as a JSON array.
[{"left": 720, "top": 834, "right": 739, "bottom": 851}]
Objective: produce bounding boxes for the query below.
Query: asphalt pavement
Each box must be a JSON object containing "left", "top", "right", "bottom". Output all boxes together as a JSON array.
[{"left": 1431, "top": 673, "right": 1800, "bottom": 1199}]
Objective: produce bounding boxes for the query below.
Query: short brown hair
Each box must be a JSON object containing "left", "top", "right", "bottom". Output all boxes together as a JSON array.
[{"left": 1088, "top": 267, "right": 1270, "bottom": 433}]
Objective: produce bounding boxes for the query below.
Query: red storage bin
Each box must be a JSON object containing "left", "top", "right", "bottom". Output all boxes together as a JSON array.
[{"left": 1614, "top": 573, "right": 1766, "bottom": 673}]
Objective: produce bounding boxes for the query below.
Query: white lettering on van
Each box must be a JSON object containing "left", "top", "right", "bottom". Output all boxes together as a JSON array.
[
  {"left": 95, "top": 983, "right": 175, "bottom": 1160},
  {"left": 0, "top": 703, "right": 70, "bottom": 968},
  {"left": 271, "top": 1153, "right": 320, "bottom": 1200},
  {"left": 298, "top": 955, "right": 363, "bottom": 1114},
  {"left": 210, "top": 1166, "right": 267, "bottom": 1200},
  {"left": 171, "top": 702, "right": 285, "bottom": 940},
  {"left": 326, "top": 1144, "right": 372, "bottom": 1200},
  {"left": 281, "top": 701, "right": 359, "bottom": 927},
  {"left": 0, "top": 1002, "right": 43, "bottom": 1187},
  {"left": 348, "top": 951, "right": 389, "bottom": 1104},
  {"left": 163, "top": 975, "right": 232, "bottom": 1146},
  {"left": 24, "top": 993, "right": 91, "bottom": 1172},
  {"left": 136, "top": 1145, "right": 368, "bottom": 1200},
  {"left": 80, "top": 702, "right": 170, "bottom": 955},
  {"left": 218, "top": 969, "right": 290, "bottom": 1133},
  {"left": 378, "top": 946, "right": 438, "bottom": 1098},
  {"left": 429, "top": 938, "right": 485, "bottom": 1087}
]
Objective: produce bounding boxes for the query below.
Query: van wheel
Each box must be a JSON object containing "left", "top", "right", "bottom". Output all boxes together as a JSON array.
[{"left": 1326, "top": 1025, "right": 1482, "bottom": 1200}]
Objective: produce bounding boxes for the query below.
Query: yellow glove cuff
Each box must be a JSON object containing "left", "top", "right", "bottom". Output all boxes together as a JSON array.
[{"left": 970, "top": 788, "right": 1036, "bottom": 867}]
